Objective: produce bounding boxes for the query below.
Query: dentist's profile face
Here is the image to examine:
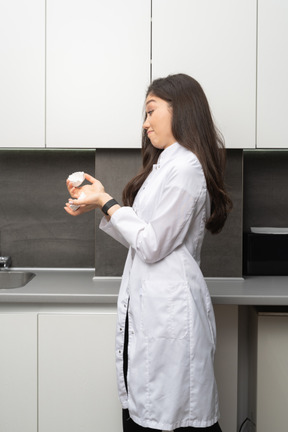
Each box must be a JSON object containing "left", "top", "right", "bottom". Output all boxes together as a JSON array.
[{"left": 143, "top": 94, "right": 176, "bottom": 150}]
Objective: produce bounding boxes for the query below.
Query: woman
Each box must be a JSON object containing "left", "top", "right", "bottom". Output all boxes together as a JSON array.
[{"left": 65, "top": 74, "right": 232, "bottom": 431}]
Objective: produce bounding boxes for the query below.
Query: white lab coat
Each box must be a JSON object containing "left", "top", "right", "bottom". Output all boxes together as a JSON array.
[{"left": 100, "top": 142, "right": 219, "bottom": 431}]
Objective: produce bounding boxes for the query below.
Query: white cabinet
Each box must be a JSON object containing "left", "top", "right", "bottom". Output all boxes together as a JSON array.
[
  {"left": 1, "top": 1, "right": 288, "bottom": 150},
  {"left": 256, "top": 313, "right": 288, "bottom": 431},
  {"left": 38, "top": 307, "right": 239, "bottom": 432},
  {"left": 0, "top": 309, "right": 121, "bottom": 432},
  {"left": 46, "top": 0, "right": 150, "bottom": 148},
  {"left": 152, "top": 0, "right": 257, "bottom": 149},
  {"left": 214, "top": 305, "right": 238, "bottom": 432},
  {"left": 38, "top": 313, "right": 122, "bottom": 432},
  {"left": 0, "top": 0, "right": 45, "bottom": 148},
  {"left": 0, "top": 305, "right": 240, "bottom": 432},
  {"left": 257, "top": 0, "right": 288, "bottom": 148},
  {"left": 0, "top": 314, "right": 37, "bottom": 432}
]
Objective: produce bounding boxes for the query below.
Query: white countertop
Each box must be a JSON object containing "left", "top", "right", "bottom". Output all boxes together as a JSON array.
[{"left": 0, "top": 268, "right": 288, "bottom": 305}]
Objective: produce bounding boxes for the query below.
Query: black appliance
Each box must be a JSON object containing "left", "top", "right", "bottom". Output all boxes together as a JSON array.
[{"left": 243, "top": 229, "right": 288, "bottom": 276}]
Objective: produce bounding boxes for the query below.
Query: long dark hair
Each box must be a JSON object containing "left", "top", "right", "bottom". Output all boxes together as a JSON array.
[{"left": 122, "top": 73, "right": 232, "bottom": 234}]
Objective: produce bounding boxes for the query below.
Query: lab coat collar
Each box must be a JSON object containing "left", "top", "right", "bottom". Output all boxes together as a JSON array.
[{"left": 155, "top": 142, "right": 180, "bottom": 169}]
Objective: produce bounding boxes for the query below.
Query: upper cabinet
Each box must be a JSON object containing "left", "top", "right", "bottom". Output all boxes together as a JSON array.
[
  {"left": 152, "top": 0, "right": 257, "bottom": 149},
  {"left": 257, "top": 0, "right": 288, "bottom": 148},
  {"left": 0, "top": 0, "right": 45, "bottom": 148},
  {"left": 1, "top": 1, "right": 287, "bottom": 150},
  {"left": 46, "top": 0, "right": 150, "bottom": 148}
]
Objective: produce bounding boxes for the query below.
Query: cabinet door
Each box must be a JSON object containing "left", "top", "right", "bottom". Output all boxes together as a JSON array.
[
  {"left": 214, "top": 305, "right": 238, "bottom": 432},
  {"left": 0, "top": 314, "right": 37, "bottom": 432},
  {"left": 38, "top": 313, "right": 122, "bottom": 432},
  {"left": 152, "top": 0, "right": 257, "bottom": 149},
  {"left": 257, "top": 0, "right": 288, "bottom": 148},
  {"left": 257, "top": 314, "right": 288, "bottom": 431},
  {"left": 0, "top": 1, "right": 45, "bottom": 148},
  {"left": 46, "top": 0, "right": 150, "bottom": 148}
]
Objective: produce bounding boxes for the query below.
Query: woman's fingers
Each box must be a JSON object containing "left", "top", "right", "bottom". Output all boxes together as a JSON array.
[
  {"left": 65, "top": 173, "right": 104, "bottom": 215},
  {"left": 64, "top": 201, "right": 96, "bottom": 216},
  {"left": 70, "top": 191, "right": 86, "bottom": 204},
  {"left": 64, "top": 205, "right": 78, "bottom": 216},
  {"left": 84, "top": 173, "right": 97, "bottom": 183},
  {"left": 66, "top": 180, "right": 79, "bottom": 198}
]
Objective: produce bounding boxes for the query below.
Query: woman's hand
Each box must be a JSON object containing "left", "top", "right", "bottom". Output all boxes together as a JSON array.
[{"left": 64, "top": 173, "right": 112, "bottom": 216}]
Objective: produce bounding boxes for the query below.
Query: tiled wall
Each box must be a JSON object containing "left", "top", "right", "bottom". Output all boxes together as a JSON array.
[
  {"left": 201, "top": 149, "right": 243, "bottom": 277},
  {"left": 95, "top": 149, "right": 142, "bottom": 276},
  {"left": 0, "top": 150, "right": 95, "bottom": 268},
  {"left": 0, "top": 148, "right": 243, "bottom": 276},
  {"left": 95, "top": 149, "right": 243, "bottom": 278}
]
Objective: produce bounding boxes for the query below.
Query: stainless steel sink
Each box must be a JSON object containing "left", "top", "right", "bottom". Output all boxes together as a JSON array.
[{"left": 0, "top": 271, "right": 36, "bottom": 289}]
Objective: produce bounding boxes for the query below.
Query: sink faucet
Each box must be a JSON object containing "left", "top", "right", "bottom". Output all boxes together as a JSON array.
[{"left": 0, "top": 256, "right": 12, "bottom": 270}]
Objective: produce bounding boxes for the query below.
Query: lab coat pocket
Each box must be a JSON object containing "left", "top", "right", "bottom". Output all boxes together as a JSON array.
[
  {"left": 140, "top": 280, "right": 189, "bottom": 340},
  {"left": 205, "top": 293, "right": 216, "bottom": 349}
]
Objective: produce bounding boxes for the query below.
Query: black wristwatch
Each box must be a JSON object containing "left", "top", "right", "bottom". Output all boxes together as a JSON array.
[{"left": 101, "top": 198, "right": 119, "bottom": 215}]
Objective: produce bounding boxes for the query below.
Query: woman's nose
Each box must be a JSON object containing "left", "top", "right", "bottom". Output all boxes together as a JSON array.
[{"left": 143, "top": 117, "right": 149, "bottom": 129}]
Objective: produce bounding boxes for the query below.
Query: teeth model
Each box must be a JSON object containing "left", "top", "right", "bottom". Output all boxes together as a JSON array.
[
  {"left": 68, "top": 171, "right": 86, "bottom": 211},
  {"left": 68, "top": 171, "right": 85, "bottom": 187}
]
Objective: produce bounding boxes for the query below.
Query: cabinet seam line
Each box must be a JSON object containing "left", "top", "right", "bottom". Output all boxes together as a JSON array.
[{"left": 150, "top": 0, "right": 152, "bottom": 82}]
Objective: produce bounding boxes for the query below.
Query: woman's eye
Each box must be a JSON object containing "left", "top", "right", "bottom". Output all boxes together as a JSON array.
[{"left": 147, "top": 110, "right": 153, "bottom": 116}]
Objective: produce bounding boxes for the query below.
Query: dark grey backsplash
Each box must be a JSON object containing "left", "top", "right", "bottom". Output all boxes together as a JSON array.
[
  {"left": 95, "top": 149, "right": 243, "bottom": 278},
  {"left": 201, "top": 150, "right": 243, "bottom": 277},
  {"left": 4, "top": 148, "right": 278, "bottom": 277},
  {"left": 0, "top": 150, "right": 95, "bottom": 268},
  {"left": 95, "top": 149, "right": 142, "bottom": 276}
]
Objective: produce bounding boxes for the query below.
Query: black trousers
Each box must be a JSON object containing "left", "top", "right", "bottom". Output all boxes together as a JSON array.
[
  {"left": 122, "top": 315, "right": 222, "bottom": 432},
  {"left": 122, "top": 409, "right": 222, "bottom": 432}
]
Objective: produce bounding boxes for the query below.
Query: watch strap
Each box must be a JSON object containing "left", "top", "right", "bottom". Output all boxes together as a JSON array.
[{"left": 101, "top": 198, "right": 119, "bottom": 215}]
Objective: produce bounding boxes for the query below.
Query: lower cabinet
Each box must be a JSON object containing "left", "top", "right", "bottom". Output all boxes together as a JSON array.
[
  {"left": 256, "top": 312, "right": 288, "bottom": 432},
  {"left": 0, "top": 314, "right": 37, "bottom": 432},
  {"left": 214, "top": 305, "right": 239, "bottom": 432},
  {"left": 38, "top": 313, "right": 121, "bottom": 432},
  {"left": 0, "top": 309, "right": 121, "bottom": 432},
  {"left": 0, "top": 306, "right": 238, "bottom": 432}
]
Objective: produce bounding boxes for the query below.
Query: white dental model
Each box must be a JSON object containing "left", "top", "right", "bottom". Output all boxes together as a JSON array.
[
  {"left": 68, "top": 171, "right": 86, "bottom": 211},
  {"left": 67, "top": 171, "right": 85, "bottom": 187}
]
